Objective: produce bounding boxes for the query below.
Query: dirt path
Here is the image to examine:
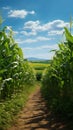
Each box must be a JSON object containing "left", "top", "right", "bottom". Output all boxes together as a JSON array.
[{"left": 8, "top": 86, "right": 73, "bottom": 130}]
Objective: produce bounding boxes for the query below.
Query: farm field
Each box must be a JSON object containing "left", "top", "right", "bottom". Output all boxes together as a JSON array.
[
  {"left": 1, "top": 25, "right": 73, "bottom": 130},
  {"left": 29, "top": 61, "right": 50, "bottom": 80},
  {"left": 1, "top": 14, "right": 73, "bottom": 130},
  {"left": 30, "top": 61, "right": 50, "bottom": 69}
]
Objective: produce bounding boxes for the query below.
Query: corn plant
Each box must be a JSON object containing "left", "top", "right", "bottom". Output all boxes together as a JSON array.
[
  {"left": 0, "top": 26, "right": 35, "bottom": 99},
  {"left": 42, "top": 27, "right": 73, "bottom": 117}
]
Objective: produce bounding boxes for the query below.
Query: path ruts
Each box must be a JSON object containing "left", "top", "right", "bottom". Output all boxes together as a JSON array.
[{"left": 8, "top": 86, "right": 73, "bottom": 130}]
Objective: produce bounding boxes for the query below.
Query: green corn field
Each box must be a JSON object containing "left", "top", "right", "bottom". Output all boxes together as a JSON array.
[
  {"left": 0, "top": 26, "right": 35, "bottom": 99},
  {"left": 42, "top": 27, "right": 73, "bottom": 118},
  {"left": 1, "top": 17, "right": 73, "bottom": 129}
]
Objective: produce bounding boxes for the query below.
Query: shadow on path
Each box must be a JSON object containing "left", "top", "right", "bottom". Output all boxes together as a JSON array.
[{"left": 8, "top": 86, "right": 73, "bottom": 130}]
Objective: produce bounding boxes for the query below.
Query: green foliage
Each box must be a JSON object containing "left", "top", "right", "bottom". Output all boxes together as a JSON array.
[
  {"left": 0, "top": 24, "right": 36, "bottom": 129},
  {"left": 0, "top": 84, "right": 36, "bottom": 130},
  {"left": 42, "top": 27, "right": 73, "bottom": 118},
  {"left": 0, "top": 26, "right": 35, "bottom": 99}
]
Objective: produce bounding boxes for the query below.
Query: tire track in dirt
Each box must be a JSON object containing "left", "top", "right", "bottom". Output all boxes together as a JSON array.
[{"left": 7, "top": 86, "right": 72, "bottom": 130}]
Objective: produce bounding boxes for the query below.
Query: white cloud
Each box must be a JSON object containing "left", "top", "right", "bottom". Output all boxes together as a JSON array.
[
  {"left": 8, "top": 9, "right": 35, "bottom": 18},
  {"left": 29, "top": 11, "right": 35, "bottom": 15},
  {"left": 23, "top": 44, "right": 58, "bottom": 51},
  {"left": 15, "top": 39, "right": 24, "bottom": 44},
  {"left": 15, "top": 38, "right": 37, "bottom": 44},
  {"left": 6, "top": 26, "right": 12, "bottom": 30},
  {"left": 48, "top": 29, "right": 64, "bottom": 35},
  {"left": 22, "top": 44, "right": 59, "bottom": 60},
  {"left": 57, "top": 20, "right": 69, "bottom": 28},
  {"left": 2, "top": 6, "right": 10, "bottom": 10},
  {"left": 23, "top": 47, "right": 33, "bottom": 50},
  {"left": 16, "top": 36, "right": 52, "bottom": 44},
  {"left": 24, "top": 20, "right": 47, "bottom": 32},
  {"left": 24, "top": 39, "right": 37, "bottom": 43},
  {"left": 36, "top": 36, "right": 52, "bottom": 41},
  {"left": 46, "top": 20, "right": 69, "bottom": 28},
  {"left": 34, "top": 53, "right": 54, "bottom": 59},
  {"left": 25, "top": 37, "right": 52, "bottom": 43},
  {"left": 22, "top": 44, "right": 58, "bottom": 59},
  {"left": 20, "top": 31, "right": 36, "bottom": 36},
  {"left": 13, "top": 31, "right": 19, "bottom": 34},
  {"left": 25, "top": 52, "right": 55, "bottom": 60},
  {"left": 23, "top": 20, "right": 69, "bottom": 35},
  {"left": 39, "top": 44, "right": 58, "bottom": 50}
]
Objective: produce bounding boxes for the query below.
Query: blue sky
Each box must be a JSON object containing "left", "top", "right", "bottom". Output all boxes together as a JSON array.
[{"left": 0, "top": 0, "right": 73, "bottom": 59}]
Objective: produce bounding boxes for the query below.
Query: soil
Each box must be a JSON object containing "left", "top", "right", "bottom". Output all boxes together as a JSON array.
[{"left": 7, "top": 86, "right": 73, "bottom": 130}]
